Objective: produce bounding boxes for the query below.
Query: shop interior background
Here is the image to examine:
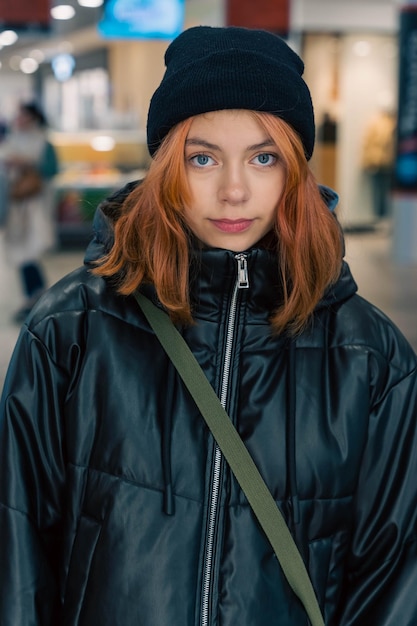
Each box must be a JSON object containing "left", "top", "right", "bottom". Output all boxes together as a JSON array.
[{"left": 0, "top": 0, "right": 410, "bottom": 240}]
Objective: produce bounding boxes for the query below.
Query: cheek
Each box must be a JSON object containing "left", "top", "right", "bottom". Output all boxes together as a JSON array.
[
  {"left": 264, "top": 176, "right": 285, "bottom": 209},
  {"left": 182, "top": 207, "right": 202, "bottom": 235},
  {"left": 185, "top": 180, "right": 203, "bottom": 206},
  {"left": 186, "top": 176, "right": 215, "bottom": 215},
  {"left": 188, "top": 175, "right": 212, "bottom": 198}
]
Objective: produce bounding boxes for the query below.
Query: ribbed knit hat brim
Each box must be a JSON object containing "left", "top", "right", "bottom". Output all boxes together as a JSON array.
[{"left": 147, "top": 26, "right": 315, "bottom": 159}]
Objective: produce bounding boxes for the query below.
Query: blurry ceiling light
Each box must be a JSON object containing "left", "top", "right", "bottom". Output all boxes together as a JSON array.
[
  {"left": 0, "top": 30, "right": 18, "bottom": 46},
  {"left": 90, "top": 135, "right": 116, "bottom": 152},
  {"left": 78, "top": 0, "right": 103, "bottom": 6},
  {"left": 20, "top": 58, "right": 39, "bottom": 74},
  {"left": 52, "top": 53, "right": 76, "bottom": 81},
  {"left": 50, "top": 5, "right": 76, "bottom": 20},
  {"left": 353, "top": 40, "right": 371, "bottom": 57}
]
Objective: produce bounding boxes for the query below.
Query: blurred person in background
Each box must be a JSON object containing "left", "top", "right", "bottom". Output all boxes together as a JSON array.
[
  {"left": 0, "top": 26, "right": 417, "bottom": 626},
  {"left": 0, "top": 101, "right": 59, "bottom": 322},
  {"left": 361, "top": 107, "right": 396, "bottom": 219}
]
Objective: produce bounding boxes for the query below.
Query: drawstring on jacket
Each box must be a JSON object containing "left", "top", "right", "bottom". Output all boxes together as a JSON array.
[
  {"left": 286, "top": 310, "right": 332, "bottom": 563},
  {"left": 287, "top": 339, "right": 300, "bottom": 527},
  {"left": 162, "top": 364, "right": 176, "bottom": 515}
]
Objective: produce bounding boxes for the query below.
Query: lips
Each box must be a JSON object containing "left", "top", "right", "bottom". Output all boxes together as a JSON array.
[{"left": 210, "top": 219, "right": 253, "bottom": 233}]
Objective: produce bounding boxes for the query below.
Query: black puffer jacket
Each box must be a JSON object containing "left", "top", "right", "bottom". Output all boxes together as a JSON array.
[{"left": 1, "top": 185, "right": 417, "bottom": 626}]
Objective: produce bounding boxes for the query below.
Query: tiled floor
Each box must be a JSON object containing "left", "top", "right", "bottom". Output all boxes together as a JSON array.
[
  {"left": 1, "top": 222, "right": 416, "bottom": 394},
  {"left": 345, "top": 224, "right": 417, "bottom": 352}
]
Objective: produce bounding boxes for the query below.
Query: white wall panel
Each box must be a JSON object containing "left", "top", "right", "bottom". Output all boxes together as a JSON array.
[{"left": 291, "top": 0, "right": 399, "bottom": 33}]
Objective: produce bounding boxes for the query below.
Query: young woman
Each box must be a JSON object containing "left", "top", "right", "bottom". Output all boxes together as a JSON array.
[{"left": 1, "top": 26, "right": 417, "bottom": 626}]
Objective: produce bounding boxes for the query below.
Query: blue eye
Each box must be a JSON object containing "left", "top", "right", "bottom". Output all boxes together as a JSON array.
[
  {"left": 255, "top": 153, "right": 277, "bottom": 166},
  {"left": 190, "top": 154, "right": 214, "bottom": 167}
]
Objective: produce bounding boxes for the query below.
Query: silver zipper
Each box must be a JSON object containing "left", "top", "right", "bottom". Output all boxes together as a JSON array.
[
  {"left": 236, "top": 253, "right": 249, "bottom": 289},
  {"left": 200, "top": 253, "right": 249, "bottom": 626}
]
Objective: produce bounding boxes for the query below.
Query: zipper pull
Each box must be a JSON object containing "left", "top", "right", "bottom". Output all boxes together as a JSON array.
[{"left": 235, "top": 253, "right": 249, "bottom": 289}]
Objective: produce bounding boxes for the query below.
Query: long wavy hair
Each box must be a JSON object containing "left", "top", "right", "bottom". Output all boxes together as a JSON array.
[{"left": 93, "top": 111, "right": 343, "bottom": 334}]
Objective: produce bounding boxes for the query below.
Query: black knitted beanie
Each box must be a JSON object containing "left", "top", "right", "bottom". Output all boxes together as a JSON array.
[{"left": 146, "top": 25, "right": 315, "bottom": 160}]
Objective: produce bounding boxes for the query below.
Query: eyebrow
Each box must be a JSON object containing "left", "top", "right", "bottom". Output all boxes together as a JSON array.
[
  {"left": 185, "top": 137, "right": 276, "bottom": 151},
  {"left": 185, "top": 138, "right": 220, "bottom": 150}
]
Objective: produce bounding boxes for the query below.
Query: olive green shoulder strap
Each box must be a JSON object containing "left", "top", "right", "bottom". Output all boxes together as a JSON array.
[{"left": 134, "top": 292, "right": 325, "bottom": 626}]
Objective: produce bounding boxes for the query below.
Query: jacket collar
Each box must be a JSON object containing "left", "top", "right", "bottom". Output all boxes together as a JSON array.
[{"left": 188, "top": 246, "right": 282, "bottom": 321}]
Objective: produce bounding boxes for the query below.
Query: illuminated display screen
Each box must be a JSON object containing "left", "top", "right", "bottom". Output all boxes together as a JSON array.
[{"left": 98, "top": 0, "right": 184, "bottom": 39}]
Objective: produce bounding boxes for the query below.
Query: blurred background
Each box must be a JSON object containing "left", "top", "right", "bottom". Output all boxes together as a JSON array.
[{"left": 1, "top": 0, "right": 417, "bottom": 391}]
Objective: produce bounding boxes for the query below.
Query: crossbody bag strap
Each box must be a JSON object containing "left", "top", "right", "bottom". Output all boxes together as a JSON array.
[{"left": 134, "top": 292, "right": 325, "bottom": 626}]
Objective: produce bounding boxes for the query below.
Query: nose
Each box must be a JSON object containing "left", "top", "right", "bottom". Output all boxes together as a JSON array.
[{"left": 218, "top": 163, "right": 250, "bottom": 205}]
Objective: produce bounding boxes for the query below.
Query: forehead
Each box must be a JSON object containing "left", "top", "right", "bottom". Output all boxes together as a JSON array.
[
  {"left": 187, "top": 109, "right": 272, "bottom": 144},
  {"left": 190, "top": 109, "right": 255, "bottom": 126}
]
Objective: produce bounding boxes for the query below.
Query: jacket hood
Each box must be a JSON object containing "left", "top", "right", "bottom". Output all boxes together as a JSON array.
[{"left": 84, "top": 181, "right": 357, "bottom": 310}]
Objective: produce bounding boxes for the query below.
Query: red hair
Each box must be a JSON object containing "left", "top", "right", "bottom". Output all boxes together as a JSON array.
[{"left": 93, "top": 112, "right": 343, "bottom": 334}]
